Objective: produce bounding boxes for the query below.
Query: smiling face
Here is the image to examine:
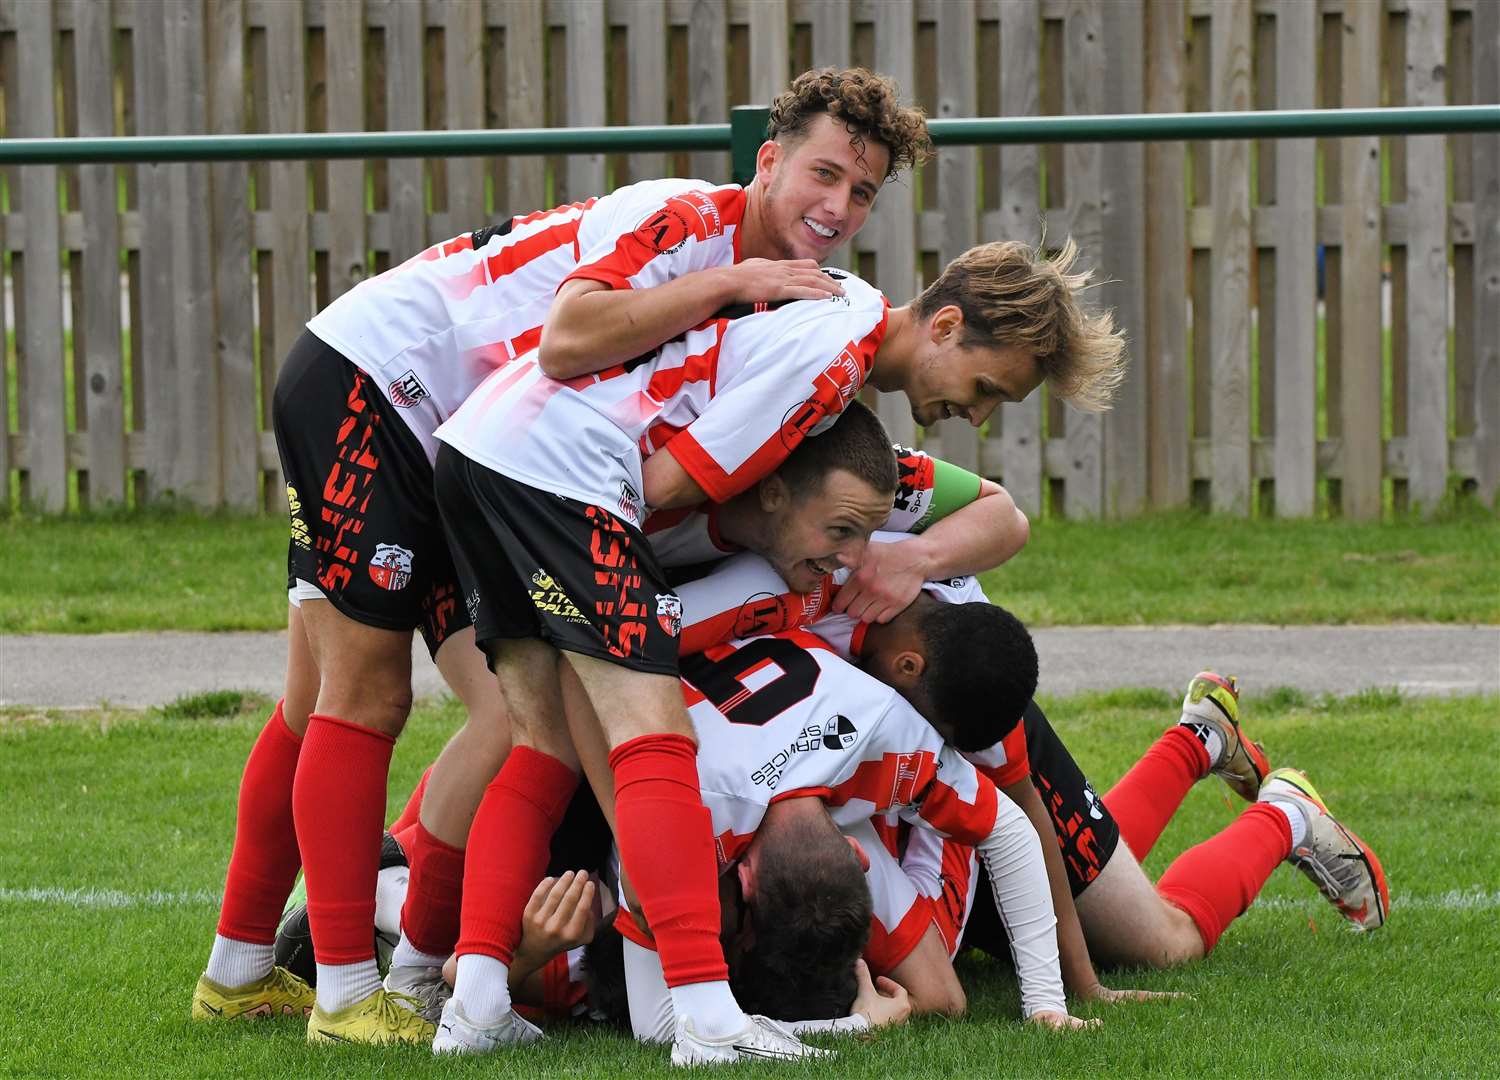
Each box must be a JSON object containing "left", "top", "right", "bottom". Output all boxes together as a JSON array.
[
  {"left": 904, "top": 307, "right": 1045, "bottom": 429},
  {"left": 755, "top": 467, "right": 894, "bottom": 593},
  {"left": 755, "top": 113, "right": 890, "bottom": 262}
]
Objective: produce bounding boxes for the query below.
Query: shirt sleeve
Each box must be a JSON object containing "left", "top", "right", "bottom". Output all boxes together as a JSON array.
[
  {"left": 880, "top": 448, "right": 983, "bottom": 535},
  {"left": 663, "top": 300, "right": 887, "bottom": 503},
  {"left": 674, "top": 552, "right": 827, "bottom": 655},
  {"left": 965, "top": 723, "right": 1032, "bottom": 790},
  {"left": 564, "top": 182, "right": 740, "bottom": 293},
  {"left": 910, "top": 748, "right": 1064, "bottom": 1020}
]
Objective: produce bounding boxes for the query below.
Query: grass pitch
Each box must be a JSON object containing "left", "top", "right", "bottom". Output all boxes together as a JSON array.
[
  {"left": 2, "top": 689, "right": 1496, "bottom": 1078},
  {"left": 4, "top": 508, "right": 1496, "bottom": 632}
]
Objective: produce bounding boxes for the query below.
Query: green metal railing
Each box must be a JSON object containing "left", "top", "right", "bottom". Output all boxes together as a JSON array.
[{"left": 0, "top": 104, "right": 1495, "bottom": 186}]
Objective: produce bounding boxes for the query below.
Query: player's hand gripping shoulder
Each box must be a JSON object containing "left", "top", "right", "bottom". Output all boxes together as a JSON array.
[
  {"left": 850, "top": 959, "right": 913, "bottom": 1030},
  {"left": 717, "top": 258, "right": 845, "bottom": 305},
  {"left": 830, "top": 535, "right": 932, "bottom": 624},
  {"left": 512, "top": 870, "right": 598, "bottom": 977}
]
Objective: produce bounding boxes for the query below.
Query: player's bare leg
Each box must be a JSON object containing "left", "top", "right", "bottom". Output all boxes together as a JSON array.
[
  {"left": 1072, "top": 845, "right": 1205, "bottom": 968},
  {"left": 438, "top": 638, "right": 577, "bottom": 1052},
  {"left": 565, "top": 653, "right": 825, "bottom": 1065},
  {"left": 291, "top": 600, "right": 436, "bottom": 1043},
  {"left": 385, "top": 629, "right": 514, "bottom": 1019},
  {"left": 194, "top": 603, "right": 322, "bottom": 1020}
]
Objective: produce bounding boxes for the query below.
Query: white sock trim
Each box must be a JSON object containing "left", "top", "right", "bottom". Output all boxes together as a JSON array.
[
  {"left": 205, "top": 935, "right": 275, "bottom": 989},
  {"left": 315, "top": 960, "right": 383, "bottom": 1014},
  {"left": 669, "top": 980, "right": 747, "bottom": 1041},
  {"left": 453, "top": 953, "right": 512, "bottom": 1026},
  {"left": 391, "top": 932, "right": 448, "bottom": 971},
  {"left": 1263, "top": 798, "right": 1310, "bottom": 849}
]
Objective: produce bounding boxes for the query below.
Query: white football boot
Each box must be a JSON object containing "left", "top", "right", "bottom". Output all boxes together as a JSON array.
[
  {"left": 671, "top": 1014, "right": 833, "bottom": 1067},
  {"left": 431, "top": 996, "right": 543, "bottom": 1055}
]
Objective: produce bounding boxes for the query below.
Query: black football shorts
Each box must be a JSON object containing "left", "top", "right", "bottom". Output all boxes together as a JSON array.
[
  {"left": 433, "top": 443, "right": 683, "bottom": 676},
  {"left": 272, "top": 330, "right": 468, "bottom": 657}
]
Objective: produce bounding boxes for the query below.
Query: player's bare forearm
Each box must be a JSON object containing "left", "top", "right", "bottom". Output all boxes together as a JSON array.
[
  {"left": 882, "top": 923, "right": 967, "bottom": 1017},
  {"left": 1002, "top": 776, "right": 1102, "bottom": 998},
  {"left": 642, "top": 446, "right": 708, "bottom": 510},
  {"left": 909, "top": 480, "right": 1028, "bottom": 580},
  {"left": 539, "top": 274, "right": 737, "bottom": 379}
]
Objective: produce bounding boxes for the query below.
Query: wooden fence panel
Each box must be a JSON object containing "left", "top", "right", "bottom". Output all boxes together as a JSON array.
[
  {"left": 208, "top": 0, "right": 259, "bottom": 510},
  {"left": 1061, "top": 0, "right": 1103, "bottom": 516},
  {"left": 930, "top": 0, "right": 979, "bottom": 473},
  {"left": 14, "top": 0, "right": 67, "bottom": 510},
  {"left": 165, "top": 0, "right": 219, "bottom": 504},
  {"left": 133, "top": 0, "right": 180, "bottom": 502},
  {"left": 1144, "top": 0, "right": 1189, "bottom": 510},
  {"left": 1339, "top": 0, "right": 1384, "bottom": 520},
  {"left": 385, "top": 0, "right": 426, "bottom": 257},
  {"left": 267, "top": 0, "right": 309, "bottom": 496},
  {"left": 444, "top": 0, "right": 485, "bottom": 233},
  {"left": 686, "top": 0, "right": 728, "bottom": 183},
  {"left": 625, "top": 0, "right": 668, "bottom": 186},
  {"left": 0, "top": 0, "right": 1491, "bottom": 518},
  {"left": 1099, "top": 0, "right": 1147, "bottom": 517},
  {"left": 1209, "top": 0, "right": 1252, "bottom": 515},
  {"left": 993, "top": 0, "right": 1043, "bottom": 517},
  {"left": 1405, "top": 0, "right": 1450, "bottom": 512},
  {"left": 74, "top": 0, "right": 126, "bottom": 505},
  {"left": 1272, "top": 0, "right": 1317, "bottom": 515},
  {"left": 505, "top": 0, "right": 546, "bottom": 212},
  {"left": 1473, "top": 0, "right": 1500, "bottom": 505},
  {"left": 564, "top": 0, "right": 607, "bottom": 201},
  {"left": 0, "top": 8, "right": 11, "bottom": 503},
  {"left": 870, "top": 0, "right": 918, "bottom": 449}
]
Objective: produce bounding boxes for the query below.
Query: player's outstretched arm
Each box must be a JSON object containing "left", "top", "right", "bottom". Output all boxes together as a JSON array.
[
  {"left": 539, "top": 262, "right": 840, "bottom": 380},
  {"left": 833, "top": 480, "right": 1028, "bottom": 624}
]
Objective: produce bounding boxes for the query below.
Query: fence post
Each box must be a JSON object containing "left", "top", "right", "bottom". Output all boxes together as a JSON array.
[{"left": 730, "top": 105, "right": 769, "bottom": 186}]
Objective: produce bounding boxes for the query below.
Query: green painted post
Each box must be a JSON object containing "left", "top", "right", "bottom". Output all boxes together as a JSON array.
[{"left": 731, "top": 105, "right": 771, "bottom": 185}]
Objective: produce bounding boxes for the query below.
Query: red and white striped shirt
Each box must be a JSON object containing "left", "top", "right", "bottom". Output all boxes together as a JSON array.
[
  {"left": 305, "top": 178, "right": 745, "bottom": 463},
  {"left": 434, "top": 271, "right": 888, "bottom": 526}
]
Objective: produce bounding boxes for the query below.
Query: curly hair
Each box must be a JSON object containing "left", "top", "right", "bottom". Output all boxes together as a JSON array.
[
  {"left": 768, "top": 67, "right": 932, "bottom": 180},
  {"left": 913, "top": 237, "right": 1127, "bottom": 412},
  {"left": 916, "top": 599, "right": 1038, "bottom": 753}
]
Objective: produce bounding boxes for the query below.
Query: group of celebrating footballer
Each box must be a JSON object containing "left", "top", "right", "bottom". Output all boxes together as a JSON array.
[{"left": 190, "top": 67, "right": 1389, "bottom": 1064}]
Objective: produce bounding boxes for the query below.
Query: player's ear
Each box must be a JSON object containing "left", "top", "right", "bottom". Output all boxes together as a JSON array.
[
  {"left": 892, "top": 649, "right": 926, "bottom": 684},
  {"left": 929, "top": 305, "right": 964, "bottom": 345},
  {"left": 757, "top": 474, "right": 790, "bottom": 513},
  {"left": 755, "top": 139, "right": 781, "bottom": 185},
  {"left": 737, "top": 857, "right": 758, "bottom": 904}
]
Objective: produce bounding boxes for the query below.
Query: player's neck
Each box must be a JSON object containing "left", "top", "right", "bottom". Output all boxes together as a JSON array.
[
  {"left": 868, "top": 305, "right": 919, "bottom": 393},
  {"left": 715, "top": 494, "right": 767, "bottom": 551},
  {"left": 737, "top": 180, "right": 774, "bottom": 261}
]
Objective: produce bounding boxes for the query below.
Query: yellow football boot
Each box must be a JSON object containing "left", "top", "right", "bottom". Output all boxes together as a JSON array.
[
  {"left": 306, "top": 987, "right": 437, "bottom": 1045},
  {"left": 191, "top": 966, "right": 315, "bottom": 1020}
]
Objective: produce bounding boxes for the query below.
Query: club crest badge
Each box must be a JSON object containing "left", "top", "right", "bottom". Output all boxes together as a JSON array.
[
  {"left": 368, "top": 543, "right": 414, "bottom": 591},
  {"left": 388, "top": 370, "right": 430, "bottom": 408},
  {"left": 656, "top": 593, "right": 682, "bottom": 638}
]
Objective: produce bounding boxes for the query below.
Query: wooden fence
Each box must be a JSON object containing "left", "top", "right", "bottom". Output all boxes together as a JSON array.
[{"left": 0, "top": 0, "right": 1496, "bottom": 519}]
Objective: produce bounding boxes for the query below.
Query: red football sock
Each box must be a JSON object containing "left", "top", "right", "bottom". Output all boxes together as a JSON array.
[
  {"left": 1156, "top": 802, "right": 1291, "bottom": 952},
  {"left": 455, "top": 747, "right": 578, "bottom": 964},
  {"left": 400, "top": 821, "right": 467, "bottom": 957},
  {"left": 610, "top": 733, "right": 727, "bottom": 987},
  {"left": 292, "top": 714, "right": 396, "bottom": 965},
  {"left": 217, "top": 701, "right": 304, "bottom": 944},
  {"left": 1102, "top": 726, "right": 1210, "bottom": 860},
  {"left": 388, "top": 765, "right": 433, "bottom": 836}
]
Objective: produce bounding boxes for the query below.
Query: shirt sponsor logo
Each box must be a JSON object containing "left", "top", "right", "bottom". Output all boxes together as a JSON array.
[
  {"left": 388, "top": 369, "right": 430, "bottom": 408},
  {"left": 618, "top": 480, "right": 642, "bottom": 523},
  {"left": 777, "top": 349, "right": 867, "bottom": 451},
  {"left": 733, "top": 592, "right": 795, "bottom": 639},
  {"left": 751, "top": 715, "right": 857, "bottom": 790},
  {"left": 286, "top": 484, "right": 311, "bottom": 550},
  {"left": 655, "top": 593, "right": 682, "bottom": 638},
  {"left": 891, "top": 751, "right": 929, "bottom": 806},
  {"left": 529, "top": 569, "right": 590, "bottom": 625},
  {"left": 821, "top": 714, "right": 858, "bottom": 751},
  {"left": 632, "top": 191, "right": 725, "bottom": 257},
  {"left": 892, "top": 447, "right": 936, "bottom": 520},
  {"left": 368, "top": 543, "right": 414, "bottom": 591}
]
